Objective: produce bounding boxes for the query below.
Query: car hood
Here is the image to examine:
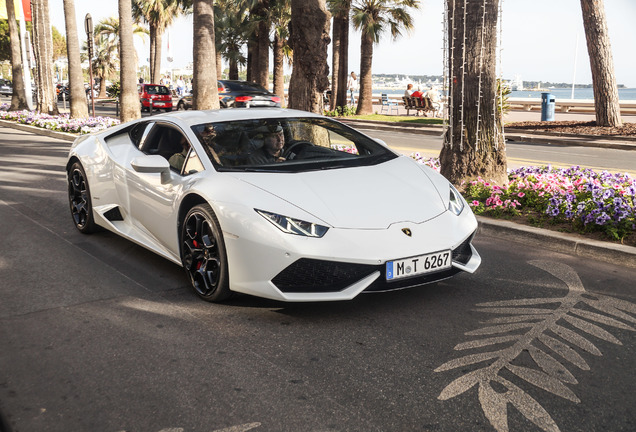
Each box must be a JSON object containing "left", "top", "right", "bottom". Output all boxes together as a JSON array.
[{"left": 231, "top": 157, "right": 447, "bottom": 229}]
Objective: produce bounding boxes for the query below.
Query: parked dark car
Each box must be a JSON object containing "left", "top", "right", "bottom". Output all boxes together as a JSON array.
[
  {"left": 176, "top": 80, "right": 282, "bottom": 110},
  {"left": 0, "top": 79, "right": 12, "bottom": 96},
  {"left": 138, "top": 83, "right": 173, "bottom": 112}
]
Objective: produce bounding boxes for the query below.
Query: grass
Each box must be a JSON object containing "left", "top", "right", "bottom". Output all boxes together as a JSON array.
[{"left": 333, "top": 113, "right": 444, "bottom": 125}]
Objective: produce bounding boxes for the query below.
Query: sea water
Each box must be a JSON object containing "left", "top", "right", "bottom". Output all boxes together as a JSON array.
[
  {"left": 379, "top": 87, "right": 636, "bottom": 100},
  {"left": 509, "top": 88, "right": 636, "bottom": 100}
]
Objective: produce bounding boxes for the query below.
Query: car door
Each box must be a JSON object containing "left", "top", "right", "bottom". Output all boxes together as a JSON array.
[{"left": 125, "top": 121, "right": 202, "bottom": 254}]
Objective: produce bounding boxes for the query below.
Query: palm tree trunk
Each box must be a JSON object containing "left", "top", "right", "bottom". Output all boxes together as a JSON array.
[
  {"left": 336, "top": 11, "right": 349, "bottom": 109},
  {"left": 149, "top": 25, "right": 156, "bottom": 81},
  {"left": 273, "top": 32, "right": 285, "bottom": 106},
  {"left": 216, "top": 50, "right": 223, "bottom": 79},
  {"left": 356, "top": 33, "right": 373, "bottom": 115},
  {"left": 256, "top": 0, "right": 270, "bottom": 88},
  {"left": 288, "top": 0, "right": 330, "bottom": 113},
  {"left": 98, "top": 76, "right": 108, "bottom": 98},
  {"left": 192, "top": 0, "right": 219, "bottom": 110},
  {"left": 439, "top": 0, "right": 507, "bottom": 187},
  {"left": 152, "top": 29, "right": 163, "bottom": 84},
  {"left": 119, "top": 0, "right": 141, "bottom": 122},
  {"left": 63, "top": 0, "right": 88, "bottom": 118},
  {"left": 247, "top": 35, "right": 256, "bottom": 82},
  {"left": 6, "top": 0, "right": 29, "bottom": 111},
  {"left": 31, "top": 0, "right": 59, "bottom": 115},
  {"left": 229, "top": 60, "right": 239, "bottom": 80},
  {"left": 580, "top": 0, "right": 622, "bottom": 127},
  {"left": 330, "top": 15, "right": 341, "bottom": 109}
]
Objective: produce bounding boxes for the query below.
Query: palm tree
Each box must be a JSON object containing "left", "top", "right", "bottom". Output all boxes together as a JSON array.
[
  {"left": 5, "top": 0, "right": 29, "bottom": 110},
  {"left": 579, "top": 0, "right": 622, "bottom": 127},
  {"left": 288, "top": 0, "right": 330, "bottom": 113},
  {"left": 243, "top": 0, "right": 270, "bottom": 87},
  {"left": 31, "top": 0, "right": 59, "bottom": 115},
  {"left": 132, "top": 0, "right": 191, "bottom": 84},
  {"left": 192, "top": 0, "right": 219, "bottom": 110},
  {"left": 215, "top": 1, "right": 249, "bottom": 80},
  {"left": 327, "top": 0, "right": 351, "bottom": 110},
  {"left": 439, "top": 0, "right": 507, "bottom": 187},
  {"left": 351, "top": 0, "right": 419, "bottom": 115},
  {"left": 254, "top": 0, "right": 270, "bottom": 88},
  {"left": 94, "top": 16, "right": 149, "bottom": 83},
  {"left": 94, "top": 17, "right": 149, "bottom": 53},
  {"left": 63, "top": 0, "right": 88, "bottom": 118},
  {"left": 92, "top": 38, "right": 119, "bottom": 98},
  {"left": 119, "top": 0, "right": 141, "bottom": 122}
]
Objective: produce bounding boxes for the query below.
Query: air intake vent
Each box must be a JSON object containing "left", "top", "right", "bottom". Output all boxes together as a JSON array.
[
  {"left": 272, "top": 258, "right": 376, "bottom": 293},
  {"left": 104, "top": 207, "right": 124, "bottom": 222}
]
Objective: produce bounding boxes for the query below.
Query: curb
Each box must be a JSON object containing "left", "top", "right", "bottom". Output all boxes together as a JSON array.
[
  {"left": 477, "top": 216, "right": 636, "bottom": 269},
  {"left": 0, "top": 119, "right": 77, "bottom": 142},
  {"left": 504, "top": 132, "right": 636, "bottom": 151}
]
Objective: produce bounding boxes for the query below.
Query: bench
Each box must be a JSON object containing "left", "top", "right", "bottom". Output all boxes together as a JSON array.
[{"left": 402, "top": 96, "right": 439, "bottom": 117}]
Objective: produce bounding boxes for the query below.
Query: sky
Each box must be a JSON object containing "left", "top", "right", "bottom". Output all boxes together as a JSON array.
[{"left": 48, "top": 0, "right": 636, "bottom": 88}]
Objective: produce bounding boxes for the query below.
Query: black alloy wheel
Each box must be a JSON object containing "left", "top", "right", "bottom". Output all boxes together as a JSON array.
[
  {"left": 68, "top": 162, "right": 98, "bottom": 233},
  {"left": 181, "top": 204, "right": 231, "bottom": 302}
]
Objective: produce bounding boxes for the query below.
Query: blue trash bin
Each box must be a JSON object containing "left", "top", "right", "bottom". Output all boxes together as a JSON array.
[{"left": 541, "top": 92, "right": 555, "bottom": 121}]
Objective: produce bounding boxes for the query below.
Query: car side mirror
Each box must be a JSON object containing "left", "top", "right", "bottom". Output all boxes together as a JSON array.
[
  {"left": 131, "top": 155, "right": 171, "bottom": 184},
  {"left": 374, "top": 138, "right": 387, "bottom": 147}
]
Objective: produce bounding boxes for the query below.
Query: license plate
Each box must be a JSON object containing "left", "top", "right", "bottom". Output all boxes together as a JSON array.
[{"left": 386, "top": 250, "right": 451, "bottom": 280}]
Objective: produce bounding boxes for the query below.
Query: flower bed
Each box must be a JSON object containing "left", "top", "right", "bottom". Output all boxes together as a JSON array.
[
  {"left": 0, "top": 104, "right": 119, "bottom": 135},
  {"left": 411, "top": 154, "right": 636, "bottom": 245}
]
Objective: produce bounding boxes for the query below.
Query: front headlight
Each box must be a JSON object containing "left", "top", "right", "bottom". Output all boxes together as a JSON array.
[
  {"left": 256, "top": 209, "right": 329, "bottom": 238},
  {"left": 448, "top": 184, "right": 465, "bottom": 216}
]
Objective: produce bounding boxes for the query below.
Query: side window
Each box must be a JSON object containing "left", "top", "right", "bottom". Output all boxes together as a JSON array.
[
  {"left": 183, "top": 151, "right": 204, "bottom": 175},
  {"left": 140, "top": 124, "right": 196, "bottom": 175},
  {"left": 328, "top": 129, "right": 359, "bottom": 155},
  {"left": 129, "top": 121, "right": 153, "bottom": 149}
]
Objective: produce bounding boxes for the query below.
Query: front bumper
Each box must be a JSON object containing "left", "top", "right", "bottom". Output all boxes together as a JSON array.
[{"left": 221, "top": 205, "right": 480, "bottom": 302}]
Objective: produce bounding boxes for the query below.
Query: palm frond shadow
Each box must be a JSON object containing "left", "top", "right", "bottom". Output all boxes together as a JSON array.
[{"left": 435, "top": 260, "right": 636, "bottom": 432}]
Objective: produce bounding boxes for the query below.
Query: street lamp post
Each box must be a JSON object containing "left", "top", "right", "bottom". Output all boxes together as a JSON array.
[{"left": 85, "top": 14, "right": 95, "bottom": 118}]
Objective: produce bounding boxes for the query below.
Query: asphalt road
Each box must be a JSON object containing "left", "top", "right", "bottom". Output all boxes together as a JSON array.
[
  {"left": 1, "top": 128, "right": 636, "bottom": 432},
  {"left": 362, "top": 128, "right": 636, "bottom": 177}
]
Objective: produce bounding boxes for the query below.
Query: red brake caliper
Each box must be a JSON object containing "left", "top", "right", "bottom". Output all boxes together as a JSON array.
[{"left": 193, "top": 239, "right": 202, "bottom": 269}]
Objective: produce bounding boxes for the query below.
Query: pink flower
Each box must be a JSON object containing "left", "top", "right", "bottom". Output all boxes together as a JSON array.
[
  {"left": 517, "top": 192, "right": 525, "bottom": 198},
  {"left": 471, "top": 200, "right": 480, "bottom": 206}
]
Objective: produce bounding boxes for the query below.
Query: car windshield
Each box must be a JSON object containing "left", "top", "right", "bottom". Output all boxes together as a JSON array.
[
  {"left": 145, "top": 85, "right": 170, "bottom": 95},
  {"left": 192, "top": 117, "right": 397, "bottom": 173}
]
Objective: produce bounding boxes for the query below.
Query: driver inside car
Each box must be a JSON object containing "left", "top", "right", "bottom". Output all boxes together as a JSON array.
[{"left": 247, "top": 124, "right": 286, "bottom": 164}]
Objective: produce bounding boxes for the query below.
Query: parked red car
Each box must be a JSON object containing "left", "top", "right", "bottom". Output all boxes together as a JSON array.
[{"left": 138, "top": 83, "right": 173, "bottom": 112}]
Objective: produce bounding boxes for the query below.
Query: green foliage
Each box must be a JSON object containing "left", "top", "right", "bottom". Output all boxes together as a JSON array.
[
  {"left": 497, "top": 78, "right": 511, "bottom": 116},
  {"left": 107, "top": 81, "right": 121, "bottom": 98},
  {"left": 0, "top": 20, "right": 9, "bottom": 62},
  {"left": 324, "top": 105, "right": 357, "bottom": 117},
  {"left": 51, "top": 26, "right": 66, "bottom": 61}
]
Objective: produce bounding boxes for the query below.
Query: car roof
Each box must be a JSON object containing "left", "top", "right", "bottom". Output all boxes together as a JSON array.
[
  {"left": 163, "top": 108, "right": 324, "bottom": 127},
  {"left": 96, "top": 108, "right": 326, "bottom": 140}
]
